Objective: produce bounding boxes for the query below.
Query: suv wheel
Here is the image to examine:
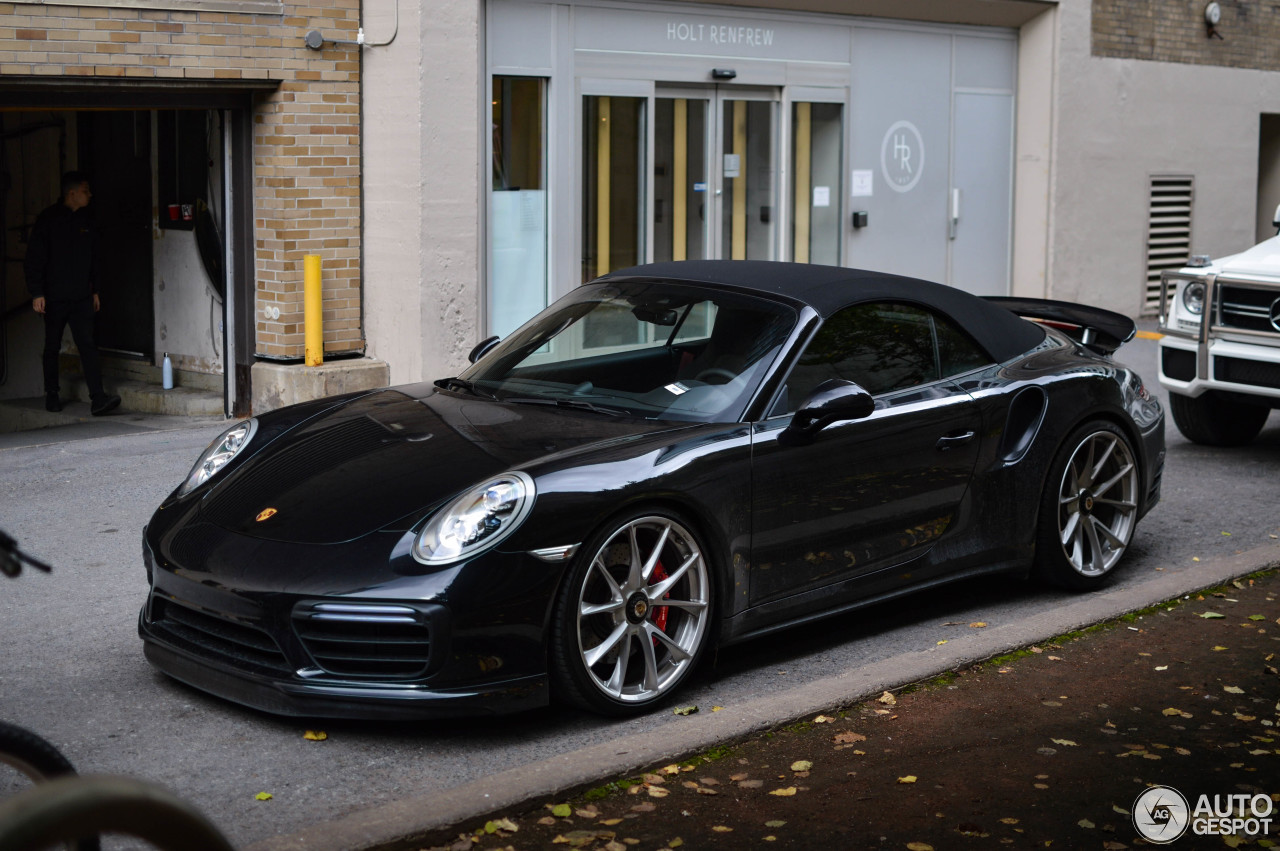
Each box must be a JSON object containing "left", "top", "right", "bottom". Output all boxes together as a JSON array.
[{"left": 1168, "top": 391, "right": 1268, "bottom": 446}]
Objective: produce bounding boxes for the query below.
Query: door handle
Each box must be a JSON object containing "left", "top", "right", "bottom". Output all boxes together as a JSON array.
[
  {"left": 936, "top": 430, "right": 975, "bottom": 450},
  {"left": 948, "top": 187, "right": 960, "bottom": 240}
]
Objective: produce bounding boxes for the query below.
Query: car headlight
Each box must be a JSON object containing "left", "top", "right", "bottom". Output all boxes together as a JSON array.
[
  {"left": 1181, "top": 280, "right": 1205, "bottom": 315},
  {"left": 413, "top": 472, "right": 535, "bottom": 565},
  {"left": 176, "top": 419, "right": 258, "bottom": 497}
]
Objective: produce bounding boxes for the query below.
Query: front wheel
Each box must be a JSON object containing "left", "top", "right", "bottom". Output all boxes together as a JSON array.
[
  {"left": 551, "top": 510, "right": 714, "bottom": 715},
  {"left": 1168, "top": 391, "right": 1268, "bottom": 446},
  {"left": 1034, "top": 421, "right": 1141, "bottom": 590}
]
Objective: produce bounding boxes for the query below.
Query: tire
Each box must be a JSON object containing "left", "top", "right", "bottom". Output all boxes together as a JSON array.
[
  {"left": 1168, "top": 391, "right": 1268, "bottom": 447},
  {"left": 550, "top": 510, "right": 714, "bottom": 715},
  {"left": 0, "top": 720, "right": 100, "bottom": 851},
  {"left": 0, "top": 721, "right": 77, "bottom": 782},
  {"left": 1034, "top": 421, "right": 1141, "bottom": 591}
]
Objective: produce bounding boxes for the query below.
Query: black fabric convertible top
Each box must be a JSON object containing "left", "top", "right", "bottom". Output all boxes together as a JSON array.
[{"left": 602, "top": 260, "right": 1046, "bottom": 364}]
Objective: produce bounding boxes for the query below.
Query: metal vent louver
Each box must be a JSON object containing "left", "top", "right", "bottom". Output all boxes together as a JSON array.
[{"left": 1144, "top": 175, "right": 1194, "bottom": 313}]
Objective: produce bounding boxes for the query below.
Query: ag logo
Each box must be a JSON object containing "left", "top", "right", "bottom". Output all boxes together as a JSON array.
[
  {"left": 1133, "top": 785, "right": 1190, "bottom": 844},
  {"left": 256, "top": 507, "right": 278, "bottom": 522}
]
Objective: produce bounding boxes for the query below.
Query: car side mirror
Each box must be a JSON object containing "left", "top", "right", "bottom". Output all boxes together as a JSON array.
[
  {"left": 782, "top": 379, "right": 875, "bottom": 442},
  {"left": 468, "top": 335, "right": 500, "bottom": 364}
]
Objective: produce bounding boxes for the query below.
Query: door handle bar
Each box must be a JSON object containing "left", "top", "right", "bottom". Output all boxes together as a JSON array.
[{"left": 936, "top": 430, "right": 975, "bottom": 450}]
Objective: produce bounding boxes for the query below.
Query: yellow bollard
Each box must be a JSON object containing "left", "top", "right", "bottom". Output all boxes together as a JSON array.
[{"left": 304, "top": 255, "right": 323, "bottom": 366}]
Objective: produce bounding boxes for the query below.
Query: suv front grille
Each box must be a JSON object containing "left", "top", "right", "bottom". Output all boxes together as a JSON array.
[
  {"left": 292, "top": 603, "right": 433, "bottom": 679},
  {"left": 1218, "top": 283, "right": 1280, "bottom": 335},
  {"left": 150, "top": 597, "right": 292, "bottom": 677}
]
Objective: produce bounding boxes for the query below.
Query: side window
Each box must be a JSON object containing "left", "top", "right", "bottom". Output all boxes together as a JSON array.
[
  {"left": 935, "top": 315, "right": 992, "bottom": 378},
  {"left": 778, "top": 302, "right": 990, "bottom": 414}
]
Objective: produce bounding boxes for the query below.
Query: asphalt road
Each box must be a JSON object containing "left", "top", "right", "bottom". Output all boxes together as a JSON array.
[{"left": 0, "top": 327, "right": 1278, "bottom": 851}]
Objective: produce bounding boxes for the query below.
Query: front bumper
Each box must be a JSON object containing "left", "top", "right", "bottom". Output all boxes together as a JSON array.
[
  {"left": 139, "top": 522, "right": 558, "bottom": 719},
  {"left": 139, "top": 626, "right": 548, "bottom": 719},
  {"left": 1159, "top": 336, "right": 1280, "bottom": 405}
]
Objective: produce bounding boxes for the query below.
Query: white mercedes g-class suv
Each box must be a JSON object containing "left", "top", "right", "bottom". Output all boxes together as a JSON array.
[{"left": 1158, "top": 206, "right": 1280, "bottom": 445}]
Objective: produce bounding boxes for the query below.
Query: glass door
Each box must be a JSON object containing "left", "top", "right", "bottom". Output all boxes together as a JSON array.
[
  {"left": 789, "top": 98, "right": 844, "bottom": 265},
  {"left": 583, "top": 86, "right": 779, "bottom": 276},
  {"left": 654, "top": 94, "right": 709, "bottom": 263},
  {"left": 582, "top": 93, "right": 647, "bottom": 282},
  {"left": 719, "top": 93, "right": 778, "bottom": 261}
]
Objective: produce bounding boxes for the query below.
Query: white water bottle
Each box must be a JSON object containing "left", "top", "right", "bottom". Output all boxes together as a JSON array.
[{"left": 162, "top": 353, "right": 174, "bottom": 390}]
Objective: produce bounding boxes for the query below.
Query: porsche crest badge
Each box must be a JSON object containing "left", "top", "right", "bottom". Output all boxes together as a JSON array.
[{"left": 256, "top": 508, "right": 278, "bottom": 522}]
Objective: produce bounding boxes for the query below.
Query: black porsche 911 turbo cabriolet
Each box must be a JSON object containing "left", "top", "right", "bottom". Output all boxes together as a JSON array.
[{"left": 139, "top": 261, "right": 1164, "bottom": 718}]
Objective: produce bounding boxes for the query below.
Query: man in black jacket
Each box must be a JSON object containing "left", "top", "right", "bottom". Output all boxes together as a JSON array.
[{"left": 25, "top": 171, "right": 120, "bottom": 415}]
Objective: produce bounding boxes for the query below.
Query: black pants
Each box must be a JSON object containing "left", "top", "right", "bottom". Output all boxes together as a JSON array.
[{"left": 42, "top": 298, "right": 105, "bottom": 400}]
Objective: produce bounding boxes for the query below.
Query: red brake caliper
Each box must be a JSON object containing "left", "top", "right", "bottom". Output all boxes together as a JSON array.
[{"left": 649, "top": 561, "right": 670, "bottom": 640}]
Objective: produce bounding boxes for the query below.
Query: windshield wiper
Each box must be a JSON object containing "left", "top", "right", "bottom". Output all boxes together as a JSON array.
[
  {"left": 437, "top": 377, "right": 497, "bottom": 400},
  {"left": 501, "top": 395, "right": 629, "bottom": 417}
]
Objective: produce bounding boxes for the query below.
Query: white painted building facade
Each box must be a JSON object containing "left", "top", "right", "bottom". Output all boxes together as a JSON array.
[{"left": 360, "top": 0, "right": 1280, "bottom": 386}]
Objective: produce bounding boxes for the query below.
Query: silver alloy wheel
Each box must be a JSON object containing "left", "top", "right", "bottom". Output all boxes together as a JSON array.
[
  {"left": 574, "top": 516, "right": 710, "bottom": 705},
  {"left": 1056, "top": 430, "right": 1139, "bottom": 577}
]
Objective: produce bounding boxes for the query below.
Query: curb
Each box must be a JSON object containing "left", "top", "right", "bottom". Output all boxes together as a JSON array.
[{"left": 245, "top": 542, "right": 1280, "bottom": 851}]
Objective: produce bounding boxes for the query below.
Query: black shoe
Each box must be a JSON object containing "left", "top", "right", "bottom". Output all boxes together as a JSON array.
[
  {"left": 45, "top": 393, "right": 62, "bottom": 413},
  {"left": 91, "top": 394, "right": 121, "bottom": 416}
]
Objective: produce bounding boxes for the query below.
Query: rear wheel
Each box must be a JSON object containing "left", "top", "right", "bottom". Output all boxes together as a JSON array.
[
  {"left": 1168, "top": 391, "right": 1268, "bottom": 446},
  {"left": 1035, "top": 421, "right": 1140, "bottom": 590},
  {"left": 551, "top": 510, "right": 713, "bottom": 715}
]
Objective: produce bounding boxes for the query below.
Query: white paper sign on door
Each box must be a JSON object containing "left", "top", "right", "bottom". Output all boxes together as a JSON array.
[{"left": 851, "top": 169, "right": 873, "bottom": 197}]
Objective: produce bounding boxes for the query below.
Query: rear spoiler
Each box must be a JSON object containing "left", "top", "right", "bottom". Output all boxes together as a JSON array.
[{"left": 983, "top": 296, "right": 1136, "bottom": 356}]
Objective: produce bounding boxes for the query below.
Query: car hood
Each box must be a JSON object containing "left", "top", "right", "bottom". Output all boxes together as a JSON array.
[
  {"left": 197, "top": 387, "right": 685, "bottom": 543},
  {"left": 1206, "top": 234, "right": 1280, "bottom": 279}
]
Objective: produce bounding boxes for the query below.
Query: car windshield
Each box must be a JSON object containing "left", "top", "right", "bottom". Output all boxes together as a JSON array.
[{"left": 458, "top": 281, "right": 798, "bottom": 422}]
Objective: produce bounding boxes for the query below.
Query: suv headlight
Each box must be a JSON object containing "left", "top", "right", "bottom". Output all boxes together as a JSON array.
[
  {"left": 1181, "top": 280, "right": 1205, "bottom": 315},
  {"left": 176, "top": 419, "right": 258, "bottom": 497},
  {"left": 1162, "top": 273, "right": 1207, "bottom": 335},
  {"left": 413, "top": 472, "right": 535, "bottom": 565}
]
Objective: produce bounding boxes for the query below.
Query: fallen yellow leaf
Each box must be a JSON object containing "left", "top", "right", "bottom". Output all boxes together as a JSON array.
[
  {"left": 255, "top": 792, "right": 273, "bottom": 801},
  {"left": 877, "top": 691, "right": 897, "bottom": 706},
  {"left": 907, "top": 843, "right": 935, "bottom": 851},
  {"left": 898, "top": 775, "right": 917, "bottom": 784},
  {"left": 769, "top": 787, "right": 798, "bottom": 797},
  {"left": 969, "top": 622, "right": 987, "bottom": 628},
  {"left": 790, "top": 760, "right": 813, "bottom": 772},
  {"left": 1050, "top": 739, "right": 1078, "bottom": 747},
  {"left": 712, "top": 826, "right": 733, "bottom": 832},
  {"left": 1224, "top": 686, "right": 1245, "bottom": 694},
  {"left": 303, "top": 730, "right": 327, "bottom": 741}
]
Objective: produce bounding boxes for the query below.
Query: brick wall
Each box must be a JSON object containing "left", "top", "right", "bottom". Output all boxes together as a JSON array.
[
  {"left": 0, "top": 0, "right": 364, "bottom": 359},
  {"left": 1093, "top": 0, "right": 1280, "bottom": 70}
]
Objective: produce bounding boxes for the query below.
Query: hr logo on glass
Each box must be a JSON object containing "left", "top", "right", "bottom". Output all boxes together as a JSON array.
[{"left": 880, "top": 120, "right": 925, "bottom": 193}]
